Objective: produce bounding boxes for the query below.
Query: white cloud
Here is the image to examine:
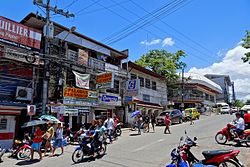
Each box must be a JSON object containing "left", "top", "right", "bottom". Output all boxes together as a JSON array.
[
  {"left": 140, "top": 39, "right": 161, "bottom": 46},
  {"left": 189, "top": 45, "right": 250, "bottom": 100},
  {"left": 162, "top": 37, "right": 175, "bottom": 47}
]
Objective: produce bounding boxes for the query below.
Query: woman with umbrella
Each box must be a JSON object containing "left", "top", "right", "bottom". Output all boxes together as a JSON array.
[{"left": 30, "top": 125, "right": 43, "bottom": 161}]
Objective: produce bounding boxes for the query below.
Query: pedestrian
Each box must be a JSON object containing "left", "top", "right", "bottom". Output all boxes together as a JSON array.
[
  {"left": 30, "top": 125, "right": 43, "bottom": 161},
  {"left": 164, "top": 113, "right": 171, "bottom": 134},
  {"left": 150, "top": 113, "right": 156, "bottom": 132},
  {"left": 52, "top": 123, "right": 64, "bottom": 156},
  {"left": 143, "top": 114, "right": 150, "bottom": 133},
  {"left": 43, "top": 122, "right": 54, "bottom": 157},
  {"left": 182, "top": 110, "right": 186, "bottom": 122},
  {"left": 104, "top": 115, "right": 115, "bottom": 143},
  {"left": 189, "top": 110, "right": 194, "bottom": 125},
  {"left": 137, "top": 114, "right": 143, "bottom": 135}
]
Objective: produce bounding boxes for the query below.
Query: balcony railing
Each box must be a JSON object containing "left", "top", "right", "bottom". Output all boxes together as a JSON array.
[
  {"left": 88, "top": 57, "right": 105, "bottom": 71},
  {"left": 169, "top": 96, "right": 205, "bottom": 101}
]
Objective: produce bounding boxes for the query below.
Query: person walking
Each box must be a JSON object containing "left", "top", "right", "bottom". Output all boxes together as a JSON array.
[
  {"left": 136, "top": 114, "right": 143, "bottom": 135},
  {"left": 150, "top": 113, "right": 156, "bottom": 132},
  {"left": 43, "top": 122, "right": 54, "bottom": 157},
  {"left": 143, "top": 114, "right": 150, "bottom": 133},
  {"left": 104, "top": 115, "right": 115, "bottom": 144},
  {"left": 30, "top": 125, "right": 43, "bottom": 161},
  {"left": 189, "top": 110, "right": 194, "bottom": 125},
  {"left": 164, "top": 114, "right": 171, "bottom": 134},
  {"left": 52, "top": 123, "right": 64, "bottom": 156}
]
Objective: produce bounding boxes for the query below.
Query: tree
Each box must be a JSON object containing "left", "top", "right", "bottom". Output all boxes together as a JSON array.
[
  {"left": 245, "top": 99, "right": 250, "bottom": 105},
  {"left": 242, "top": 31, "right": 250, "bottom": 63},
  {"left": 234, "top": 99, "right": 244, "bottom": 108},
  {"left": 135, "top": 49, "right": 186, "bottom": 81}
]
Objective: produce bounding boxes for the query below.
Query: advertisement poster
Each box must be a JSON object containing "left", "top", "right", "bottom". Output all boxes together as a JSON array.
[
  {"left": 27, "top": 105, "right": 36, "bottom": 116},
  {"left": 78, "top": 49, "right": 89, "bottom": 65},
  {"left": 96, "top": 72, "right": 114, "bottom": 89}
]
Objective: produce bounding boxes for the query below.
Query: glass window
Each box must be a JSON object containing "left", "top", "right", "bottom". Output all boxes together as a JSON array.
[
  {"left": 67, "top": 49, "right": 78, "bottom": 61},
  {"left": 0, "top": 118, "right": 7, "bottom": 130},
  {"left": 152, "top": 81, "right": 156, "bottom": 90},
  {"left": 139, "top": 77, "right": 144, "bottom": 87},
  {"left": 145, "top": 79, "right": 150, "bottom": 89},
  {"left": 143, "top": 94, "right": 150, "bottom": 102},
  {"left": 131, "top": 74, "right": 137, "bottom": 80}
]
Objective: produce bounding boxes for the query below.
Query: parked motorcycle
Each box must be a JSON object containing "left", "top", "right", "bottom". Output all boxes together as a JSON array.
[
  {"left": 180, "top": 132, "right": 244, "bottom": 167},
  {"left": 71, "top": 131, "right": 107, "bottom": 163},
  {"left": 215, "top": 122, "right": 250, "bottom": 146},
  {"left": 9, "top": 134, "right": 32, "bottom": 160},
  {"left": 0, "top": 145, "right": 6, "bottom": 162}
]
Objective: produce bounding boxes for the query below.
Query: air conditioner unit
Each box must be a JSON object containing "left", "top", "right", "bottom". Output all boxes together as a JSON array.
[{"left": 16, "top": 87, "right": 33, "bottom": 101}]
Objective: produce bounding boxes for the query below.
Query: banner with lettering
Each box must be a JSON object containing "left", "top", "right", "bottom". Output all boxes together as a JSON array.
[{"left": 73, "top": 71, "right": 90, "bottom": 89}]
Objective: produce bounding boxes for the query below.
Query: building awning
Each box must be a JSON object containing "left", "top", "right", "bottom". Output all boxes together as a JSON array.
[
  {"left": 137, "top": 103, "right": 163, "bottom": 110},
  {"left": 0, "top": 105, "right": 25, "bottom": 115}
]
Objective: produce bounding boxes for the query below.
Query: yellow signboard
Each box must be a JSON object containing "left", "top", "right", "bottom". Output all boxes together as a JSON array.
[
  {"left": 63, "top": 87, "right": 88, "bottom": 98},
  {"left": 96, "top": 72, "right": 114, "bottom": 89}
]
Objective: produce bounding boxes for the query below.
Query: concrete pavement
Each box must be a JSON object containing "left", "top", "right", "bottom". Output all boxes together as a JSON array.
[{"left": 1, "top": 114, "right": 249, "bottom": 167}]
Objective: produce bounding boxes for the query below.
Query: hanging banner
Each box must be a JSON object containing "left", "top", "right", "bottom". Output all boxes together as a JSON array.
[
  {"left": 96, "top": 72, "right": 114, "bottom": 89},
  {"left": 72, "top": 71, "right": 90, "bottom": 89},
  {"left": 27, "top": 105, "right": 36, "bottom": 116}
]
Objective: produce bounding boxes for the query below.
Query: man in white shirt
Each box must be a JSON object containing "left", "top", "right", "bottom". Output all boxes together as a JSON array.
[
  {"left": 234, "top": 113, "right": 245, "bottom": 138},
  {"left": 104, "top": 115, "right": 114, "bottom": 143}
]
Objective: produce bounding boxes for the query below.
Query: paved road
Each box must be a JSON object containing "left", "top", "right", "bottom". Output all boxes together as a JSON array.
[{"left": 2, "top": 114, "right": 249, "bottom": 167}]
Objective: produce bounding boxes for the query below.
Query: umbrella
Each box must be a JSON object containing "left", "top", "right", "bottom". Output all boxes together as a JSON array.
[
  {"left": 21, "top": 120, "right": 47, "bottom": 128},
  {"left": 39, "top": 115, "right": 61, "bottom": 123},
  {"left": 130, "top": 111, "right": 141, "bottom": 118}
]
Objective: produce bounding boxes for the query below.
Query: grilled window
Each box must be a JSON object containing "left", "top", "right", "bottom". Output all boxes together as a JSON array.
[
  {"left": 152, "top": 81, "right": 156, "bottom": 90},
  {"left": 143, "top": 94, "right": 150, "bottom": 102},
  {"left": 0, "top": 118, "right": 7, "bottom": 130},
  {"left": 145, "top": 79, "right": 150, "bottom": 89},
  {"left": 139, "top": 77, "right": 144, "bottom": 87},
  {"left": 131, "top": 74, "right": 137, "bottom": 80}
]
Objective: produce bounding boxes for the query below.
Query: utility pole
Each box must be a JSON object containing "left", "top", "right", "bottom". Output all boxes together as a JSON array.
[
  {"left": 33, "top": 0, "right": 74, "bottom": 115},
  {"left": 181, "top": 68, "right": 184, "bottom": 109}
]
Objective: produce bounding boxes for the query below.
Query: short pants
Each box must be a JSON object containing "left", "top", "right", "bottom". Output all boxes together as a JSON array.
[
  {"left": 53, "top": 139, "right": 63, "bottom": 147},
  {"left": 31, "top": 142, "right": 42, "bottom": 151}
]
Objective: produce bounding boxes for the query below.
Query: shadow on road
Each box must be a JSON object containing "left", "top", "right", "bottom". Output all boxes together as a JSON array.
[
  {"left": 16, "top": 159, "right": 40, "bottom": 166},
  {"left": 219, "top": 143, "right": 249, "bottom": 148},
  {"left": 129, "top": 133, "right": 141, "bottom": 136}
]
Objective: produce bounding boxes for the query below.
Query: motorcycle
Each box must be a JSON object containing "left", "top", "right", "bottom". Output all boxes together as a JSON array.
[
  {"left": 8, "top": 134, "right": 32, "bottom": 160},
  {"left": 0, "top": 145, "right": 6, "bottom": 162},
  {"left": 71, "top": 131, "right": 107, "bottom": 163},
  {"left": 215, "top": 122, "right": 250, "bottom": 146},
  {"left": 67, "top": 128, "right": 85, "bottom": 144},
  {"left": 115, "top": 122, "right": 122, "bottom": 137},
  {"left": 180, "top": 132, "right": 244, "bottom": 167}
]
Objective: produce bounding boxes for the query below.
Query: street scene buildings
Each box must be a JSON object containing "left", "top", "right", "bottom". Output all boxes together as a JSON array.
[{"left": 0, "top": 1, "right": 250, "bottom": 167}]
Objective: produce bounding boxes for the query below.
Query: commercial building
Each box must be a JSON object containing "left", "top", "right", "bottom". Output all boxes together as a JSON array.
[
  {"left": 0, "top": 15, "right": 42, "bottom": 149},
  {"left": 168, "top": 73, "right": 222, "bottom": 109},
  {"left": 123, "top": 61, "right": 167, "bottom": 123},
  {"left": 205, "top": 74, "right": 232, "bottom": 104}
]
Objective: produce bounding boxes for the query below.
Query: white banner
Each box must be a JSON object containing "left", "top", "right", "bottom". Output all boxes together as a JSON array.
[{"left": 73, "top": 71, "right": 90, "bottom": 89}]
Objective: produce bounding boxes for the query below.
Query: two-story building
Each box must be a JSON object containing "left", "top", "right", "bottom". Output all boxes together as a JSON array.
[
  {"left": 168, "top": 73, "right": 222, "bottom": 109},
  {"left": 123, "top": 61, "right": 167, "bottom": 122},
  {"left": 205, "top": 74, "right": 232, "bottom": 104},
  {"left": 21, "top": 13, "right": 128, "bottom": 130}
]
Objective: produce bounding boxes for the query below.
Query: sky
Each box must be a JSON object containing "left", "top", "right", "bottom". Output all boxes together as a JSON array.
[{"left": 1, "top": 0, "right": 250, "bottom": 100}]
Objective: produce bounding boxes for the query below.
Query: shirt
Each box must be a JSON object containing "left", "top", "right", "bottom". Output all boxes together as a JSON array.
[
  {"left": 56, "top": 128, "right": 63, "bottom": 139},
  {"left": 104, "top": 118, "right": 114, "bottom": 130},
  {"left": 47, "top": 126, "right": 54, "bottom": 138},
  {"left": 236, "top": 117, "right": 245, "bottom": 130},
  {"left": 33, "top": 129, "right": 43, "bottom": 143}
]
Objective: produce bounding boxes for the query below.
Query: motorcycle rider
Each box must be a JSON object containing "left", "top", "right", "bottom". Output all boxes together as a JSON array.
[
  {"left": 87, "top": 120, "right": 98, "bottom": 157},
  {"left": 233, "top": 113, "right": 245, "bottom": 139},
  {"left": 104, "top": 115, "right": 115, "bottom": 143}
]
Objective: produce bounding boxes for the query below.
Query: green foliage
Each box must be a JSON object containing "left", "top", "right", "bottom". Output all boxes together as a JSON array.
[
  {"left": 234, "top": 99, "right": 244, "bottom": 108},
  {"left": 135, "top": 49, "right": 186, "bottom": 81},
  {"left": 245, "top": 99, "right": 250, "bottom": 105},
  {"left": 242, "top": 31, "right": 250, "bottom": 63}
]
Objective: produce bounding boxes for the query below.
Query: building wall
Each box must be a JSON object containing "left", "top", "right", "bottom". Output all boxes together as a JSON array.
[
  {"left": 130, "top": 69, "right": 167, "bottom": 105},
  {"left": 208, "top": 77, "right": 230, "bottom": 103}
]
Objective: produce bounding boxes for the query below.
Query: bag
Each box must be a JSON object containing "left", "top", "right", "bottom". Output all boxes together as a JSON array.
[{"left": 43, "top": 132, "right": 51, "bottom": 140}]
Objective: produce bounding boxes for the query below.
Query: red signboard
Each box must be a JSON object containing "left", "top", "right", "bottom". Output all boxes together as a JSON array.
[{"left": 0, "top": 16, "right": 42, "bottom": 49}]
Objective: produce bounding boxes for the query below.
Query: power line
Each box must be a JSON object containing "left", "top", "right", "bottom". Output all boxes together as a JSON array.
[
  {"left": 75, "top": 0, "right": 102, "bottom": 15},
  {"left": 63, "top": 0, "right": 79, "bottom": 10}
]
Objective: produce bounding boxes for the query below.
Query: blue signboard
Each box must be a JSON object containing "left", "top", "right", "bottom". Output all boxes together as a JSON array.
[
  {"left": 125, "top": 96, "right": 133, "bottom": 103},
  {"left": 126, "top": 79, "right": 140, "bottom": 96},
  {"left": 101, "top": 95, "right": 118, "bottom": 102}
]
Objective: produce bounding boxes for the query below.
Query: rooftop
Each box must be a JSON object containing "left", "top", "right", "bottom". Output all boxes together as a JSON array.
[{"left": 204, "top": 74, "right": 232, "bottom": 86}]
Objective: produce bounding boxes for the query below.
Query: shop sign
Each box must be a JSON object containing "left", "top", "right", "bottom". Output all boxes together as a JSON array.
[
  {"left": 96, "top": 72, "right": 114, "bottom": 89},
  {"left": 64, "top": 108, "right": 78, "bottom": 116},
  {"left": 63, "top": 98, "right": 98, "bottom": 106},
  {"left": 27, "top": 105, "right": 36, "bottom": 116},
  {"left": 63, "top": 87, "right": 88, "bottom": 99},
  {"left": 51, "top": 106, "right": 65, "bottom": 114},
  {"left": 78, "top": 107, "right": 90, "bottom": 115},
  {"left": 3, "top": 47, "right": 42, "bottom": 65},
  {"left": 99, "top": 93, "right": 121, "bottom": 106},
  {"left": 125, "top": 79, "right": 140, "bottom": 96},
  {"left": 125, "top": 96, "right": 133, "bottom": 103},
  {"left": 88, "top": 90, "right": 98, "bottom": 99},
  {"left": 0, "top": 16, "right": 42, "bottom": 50}
]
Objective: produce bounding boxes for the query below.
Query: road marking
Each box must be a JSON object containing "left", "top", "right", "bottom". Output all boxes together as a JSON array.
[{"left": 132, "top": 138, "right": 165, "bottom": 152}]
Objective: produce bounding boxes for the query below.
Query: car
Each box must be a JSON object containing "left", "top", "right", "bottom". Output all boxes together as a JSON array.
[
  {"left": 220, "top": 106, "right": 231, "bottom": 114},
  {"left": 184, "top": 108, "right": 200, "bottom": 120},
  {"left": 156, "top": 110, "right": 183, "bottom": 125},
  {"left": 231, "top": 107, "right": 238, "bottom": 113}
]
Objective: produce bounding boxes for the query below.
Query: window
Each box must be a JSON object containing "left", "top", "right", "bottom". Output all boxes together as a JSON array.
[
  {"left": 152, "top": 81, "right": 156, "bottom": 90},
  {"left": 68, "top": 50, "right": 78, "bottom": 61},
  {"left": 139, "top": 77, "right": 144, "bottom": 87},
  {"left": 0, "top": 118, "right": 7, "bottom": 130},
  {"left": 145, "top": 79, "right": 150, "bottom": 89},
  {"left": 143, "top": 94, "right": 150, "bottom": 102},
  {"left": 131, "top": 74, "right": 137, "bottom": 80}
]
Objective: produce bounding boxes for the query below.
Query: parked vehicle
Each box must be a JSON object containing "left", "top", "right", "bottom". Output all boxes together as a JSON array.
[
  {"left": 184, "top": 108, "right": 200, "bottom": 120},
  {"left": 8, "top": 134, "right": 32, "bottom": 160},
  {"left": 156, "top": 110, "right": 183, "bottom": 125},
  {"left": 72, "top": 131, "right": 107, "bottom": 163},
  {"left": 220, "top": 106, "right": 231, "bottom": 114},
  {"left": 115, "top": 122, "right": 122, "bottom": 136},
  {"left": 215, "top": 122, "right": 250, "bottom": 146},
  {"left": 0, "top": 145, "right": 5, "bottom": 162},
  {"left": 231, "top": 107, "right": 238, "bottom": 113},
  {"left": 180, "top": 132, "right": 244, "bottom": 167}
]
